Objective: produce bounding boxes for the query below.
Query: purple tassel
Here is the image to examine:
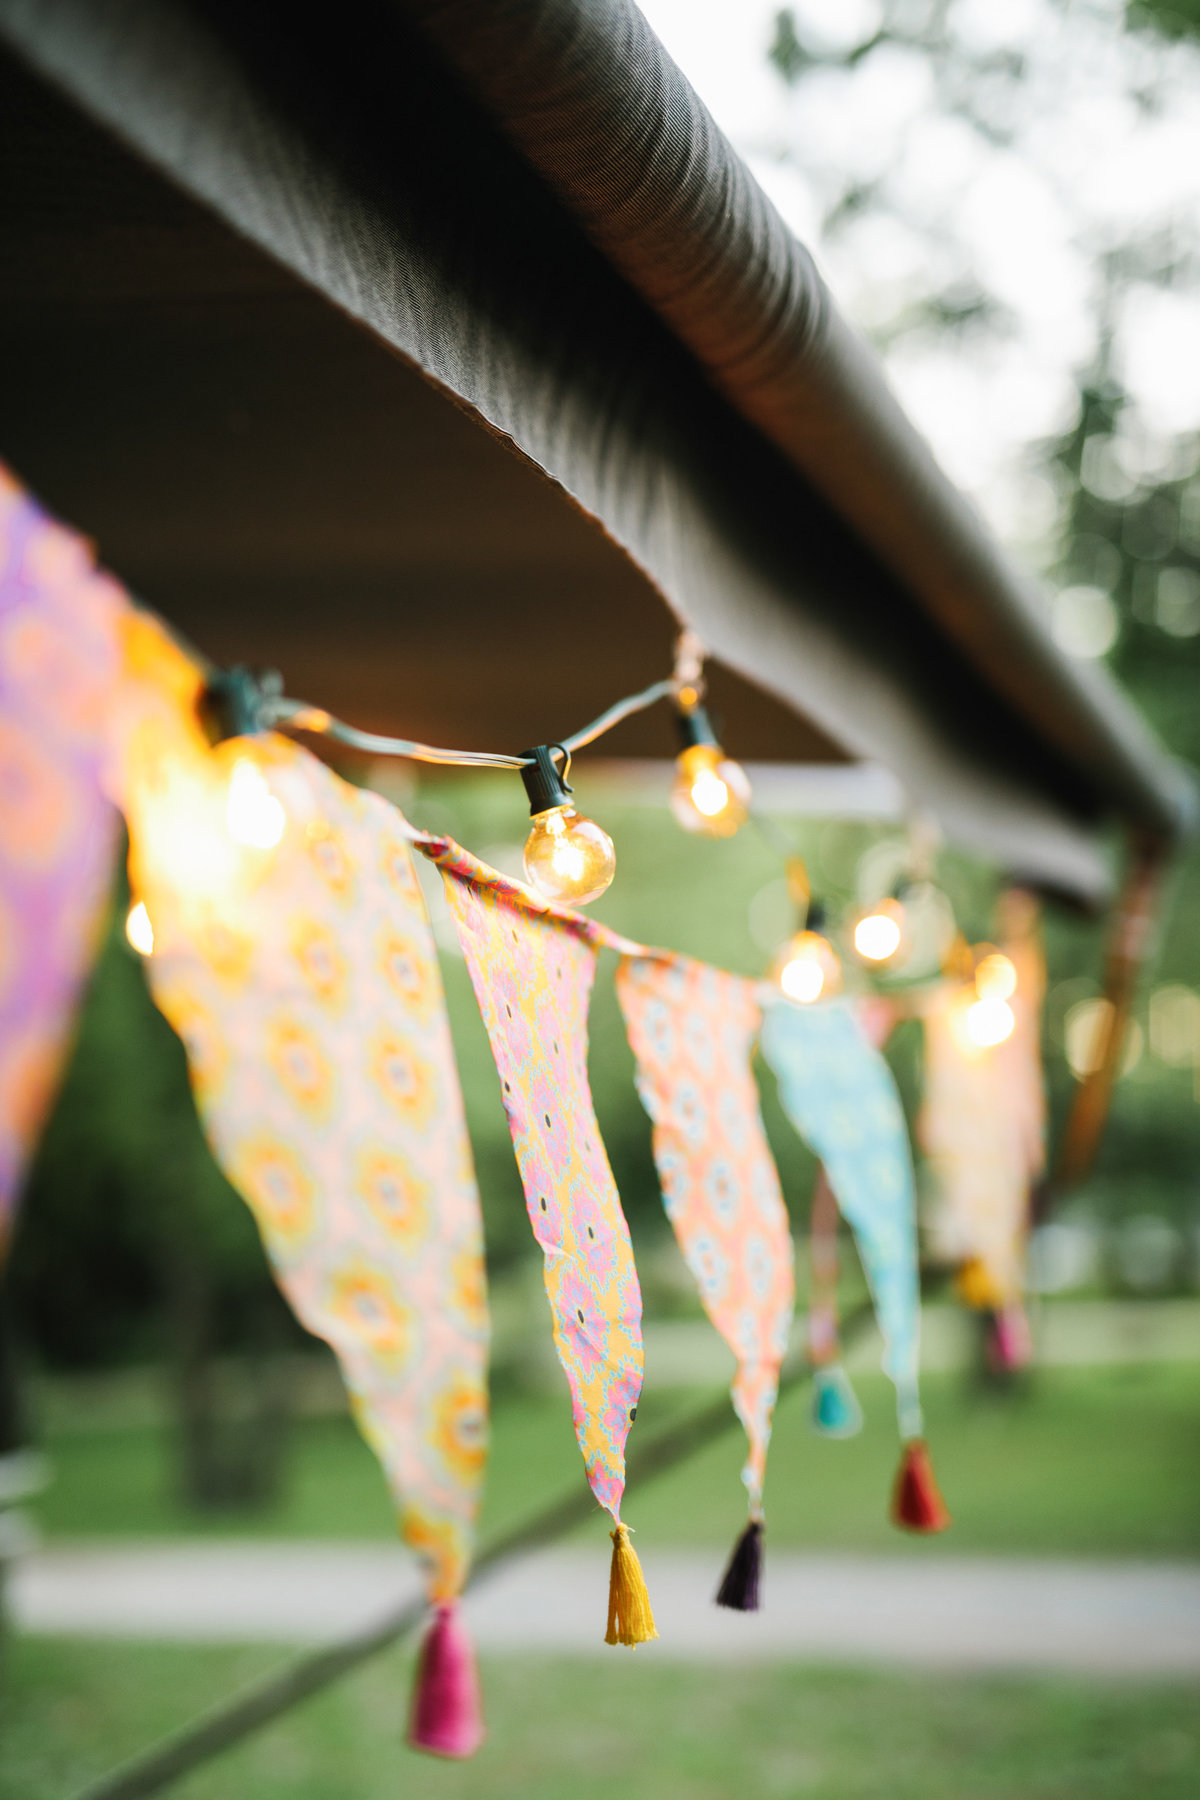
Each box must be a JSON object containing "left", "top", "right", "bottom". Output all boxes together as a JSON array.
[{"left": 715, "top": 1519, "right": 763, "bottom": 1611}]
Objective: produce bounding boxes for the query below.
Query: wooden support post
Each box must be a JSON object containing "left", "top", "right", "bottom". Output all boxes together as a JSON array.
[{"left": 1043, "top": 833, "right": 1167, "bottom": 1206}]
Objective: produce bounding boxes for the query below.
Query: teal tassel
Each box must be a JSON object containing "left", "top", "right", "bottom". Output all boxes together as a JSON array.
[{"left": 811, "top": 1363, "right": 863, "bottom": 1438}]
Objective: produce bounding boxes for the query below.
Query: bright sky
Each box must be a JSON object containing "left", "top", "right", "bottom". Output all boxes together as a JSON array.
[{"left": 637, "top": 0, "right": 1200, "bottom": 602}]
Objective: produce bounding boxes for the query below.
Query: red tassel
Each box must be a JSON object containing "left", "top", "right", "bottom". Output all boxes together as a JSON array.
[
  {"left": 408, "top": 1600, "right": 485, "bottom": 1759},
  {"left": 891, "top": 1440, "right": 952, "bottom": 1534},
  {"left": 715, "top": 1519, "right": 763, "bottom": 1612}
]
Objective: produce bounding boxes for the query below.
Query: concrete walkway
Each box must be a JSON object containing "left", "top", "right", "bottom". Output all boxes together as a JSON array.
[{"left": 11, "top": 1544, "right": 1200, "bottom": 1676}]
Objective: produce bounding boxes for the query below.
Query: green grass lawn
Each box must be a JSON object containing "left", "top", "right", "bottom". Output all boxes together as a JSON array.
[
  {"left": 4, "top": 1637, "right": 1198, "bottom": 1800},
  {"left": 30, "top": 1362, "right": 1200, "bottom": 1559},
  {"left": 9, "top": 1363, "right": 1199, "bottom": 1798}
]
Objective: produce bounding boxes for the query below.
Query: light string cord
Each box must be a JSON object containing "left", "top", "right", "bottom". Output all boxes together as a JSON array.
[
  {"left": 267, "top": 690, "right": 675, "bottom": 770},
  {"left": 748, "top": 807, "right": 795, "bottom": 863},
  {"left": 261, "top": 636, "right": 703, "bottom": 770}
]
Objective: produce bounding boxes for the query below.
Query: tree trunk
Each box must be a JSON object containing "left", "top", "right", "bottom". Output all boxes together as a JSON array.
[{"left": 163, "top": 1249, "right": 293, "bottom": 1512}]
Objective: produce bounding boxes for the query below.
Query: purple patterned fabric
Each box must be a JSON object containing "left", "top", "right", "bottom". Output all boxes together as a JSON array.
[{"left": 0, "top": 466, "right": 122, "bottom": 1252}]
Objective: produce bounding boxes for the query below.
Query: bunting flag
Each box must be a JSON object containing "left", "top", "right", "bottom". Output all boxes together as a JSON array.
[
  {"left": 759, "top": 995, "right": 949, "bottom": 1531},
  {"left": 110, "top": 614, "right": 490, "bottom": 1755},
  {"left": 804, "top": 994, "right": 899, "bottom": 1435},
  {"left": 0, "top": 467, "right": 123, "bottom": 1258},
  {"left": 614, "top": 951, "right": 793, "bottom": 1609},
  {"left": 922, "top": 896, "right": 1045, "bottom": 1365},
  {"left": 990, "top": 894, "right": 1046, "bottom": 1369},
  {"left": 807, "top": 1168, "right": 862, "bottom": 1439},
  {"left": 419, "top": 835, "right": 656, "bottom": 1645},
  {"left": 997, "top": 894, "right": 1047, "bottom": 1198}
]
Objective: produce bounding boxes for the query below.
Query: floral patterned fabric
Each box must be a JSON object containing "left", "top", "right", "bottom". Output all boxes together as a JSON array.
[
  {"left": 998, "top": 926, "right": 1047, "bottom": 1200},
  {"left": 614, "top": 953, "right": 793, "bottom": 1516},
  {"left": 112, "top": 614, "right": 488, "bottom": 1602},
  {"left": 420, "top": 837, "right": 642, "bottom": 1523},
  {"left": 921, "top": 926, "right": 1046, "bottom": 1310},
  {"left": 921, "top": 988, "right": 1013, "bottom": 1299},
  {"left": 0, "top": 467, "right": 122, "bottom": 1255},
  {"left": 760, "top": 996, "right": 923, "bottom": 1440},
  {"left": 805, "top": 1166, "right": 841, "bottom": 1367}
]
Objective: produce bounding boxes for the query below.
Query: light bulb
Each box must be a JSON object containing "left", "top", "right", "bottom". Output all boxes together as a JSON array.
[
  {"left": 975, "top": 951, "right": 1016, "bottom": 1001},
  {"left": 226, "top": 757, "right": 285, "bottom": 849},
  {"left": 964, "top": 994, "right": 1015, "bottom": 1048},
  {"left": 774, "top": 929, "right": 842, "bottom": 1004},
  {"left": 670, "top": 743, "right": 751, "bottom": 837},
  {"left": 125, "top": 900, "right": 155, "bottom": 956},
  {"left": 853, "top": 897, "right": 905, "bottom": 964},
  {"left": 523, "top": 805, "right": 616, "bottom": 907}
]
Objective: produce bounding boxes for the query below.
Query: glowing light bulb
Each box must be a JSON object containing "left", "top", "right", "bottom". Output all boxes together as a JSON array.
[
  {"left": 964, "top": 995, "right": 1015, "bottom": 1048},
  {"left": 670, "top": 743, "right": 751, "bottom": 837},
  {"left": 125, "top": 899, "right": 155, "bottom": 956},
  {"left": 975, "top": 951, "right": 1017, "bottom": 1001},
  {"left": 853, "top": 898, "right": 905, "bottom": 964},
  {"left": 692, "top": 768, "right": 730, "bottom": 817},
  {"left": 226, "top": 757, "right": 285, "bottom": 849},
  {"left": 774, "top": 929, "right": 841, "bottom": 1004},
  {"left": 523, "top": 805, "right": 616, "bottom": 907},
  {"left": 781, "top": 952, "right": 825, "bottom": 1003}
]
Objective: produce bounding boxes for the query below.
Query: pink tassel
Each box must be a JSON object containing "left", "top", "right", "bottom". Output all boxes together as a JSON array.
[
  {"left": 408, "top": 1601, "right": 484, "bottom": 1759},
  {"left": 988, "top": 1303, "right": 1033, "bottom": 1374}
]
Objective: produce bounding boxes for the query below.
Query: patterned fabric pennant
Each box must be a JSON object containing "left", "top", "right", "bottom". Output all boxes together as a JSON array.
[
  {"left": 922, "top": 902, "right": 1046, "bottom": 1314},
  {"left": 760, "top": 996, "right": 923, "bottom": 1441},
  {"left": 614, "top": 953, "right": 793, "bottom": 1521},
  {"left": 806, "top": 1167, "right": 841, "bottom": 1369},
  {"left": 921, "top": 987, "right": 1014, "bottom": 1303},
  {"left": 0, "top": 467, "right": 123, "bottom": 1256},
  {"left": 994, "top": 894, "right": 1047, "bottom": 1337},
  {"left": 803, "top": 996, "right": 899, "bottom": 1437},
  {"left": 419, "top": 837, "right": 642, "bottom": 1527},
  {"left": 111, "top": 614, "right": 488, "bottom": 1605}
]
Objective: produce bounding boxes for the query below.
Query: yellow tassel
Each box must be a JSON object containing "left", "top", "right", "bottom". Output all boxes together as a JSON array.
[
  {"left": 605, "top": 1521, "right": 659, "bottom": 1647},
  {"left": 956, "top": 1256, "right": 1005, "bottom": 1311}
]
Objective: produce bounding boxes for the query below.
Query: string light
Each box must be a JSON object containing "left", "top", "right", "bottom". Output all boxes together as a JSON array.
[
  {"left": 225, "top": 757, "right": 286, "bottom": 849},
  {"left": 208, "top": 636, "right": 756, "bottom": 903},
  {"left": 963, "top": 993, "right": 1015, "bottom": 1048},
  {"left": 125, "top": 899, "right": 155, "bottom": 956},
  {"left": 975, "top": 951, "right": 1017, "bottom": 1001},
  {"left": 852, "top": 895, "right": 905, "bottom": 964},
  {"left": 520, "top": 746, "right": 615, "bottom": 907},
  {"left": 209, "top": 631, "right": 762, "bottom": 899},
  {"left": 200, "top": 669, "right": 289, "bottom": 854},
  {"left": 775, "top": 927, "right": 842, "bottom": 1003},
  {"left": 946, "top": 940, "right": 1018, "bottom": 1051},
  {"left": 669, "top": 702, "right": 751, "bottom": 838},
  {"left": 771, "top": 865, "right": 841, "bottom": 1003},
  {"left": 1064, "top": 996, "right": 1143, "bottom": 1080},
  {"left": 186, "top": 663, "right": 1032, "bottom": 1042}
]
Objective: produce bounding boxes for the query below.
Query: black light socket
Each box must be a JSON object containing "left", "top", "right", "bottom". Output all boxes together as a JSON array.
[
  {"left": 675, "top": 702, "right": 720, "bottom": 751},
  {"left": 521, "top": 745, "right": 573, "bottom": 816},
  {"left": 201, "top": 666, "right": 282, "bottom": 744},
  {"left": 806, "top": 900, "right": 827, "bottom": 933}
]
